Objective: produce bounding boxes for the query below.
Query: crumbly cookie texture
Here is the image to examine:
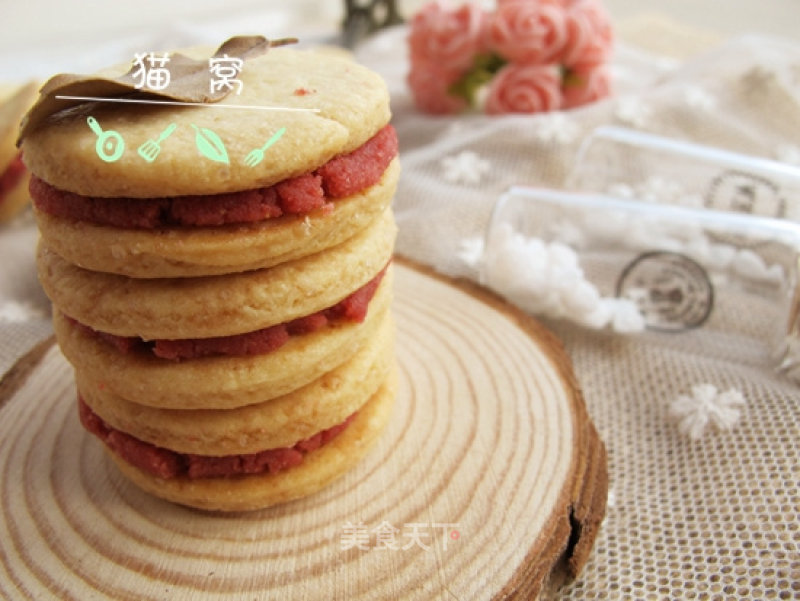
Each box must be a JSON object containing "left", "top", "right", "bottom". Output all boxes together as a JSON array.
[
  {"left": 107, "top": 369, "right": 397, "bottom": 512},
  {"left": 38, "top": 209, "right": 396, "bottom": 339},
  {"left": 21, "top": 48, "right": 391, "bottom": 197},
  {"left": 34, "top": 158, "right": 399, "bottom": 278},
  {"left": 78, "top": 312, "right": 394, "bottom": 455},
  {"left": 0, "top": 82, "right": 38, "bottom": 222},
  {"left": 54, "top": 276, "right": 392, "bottom": 410},
  {"left": 1, "top": 81, "right": 37, "bottom": 169}
]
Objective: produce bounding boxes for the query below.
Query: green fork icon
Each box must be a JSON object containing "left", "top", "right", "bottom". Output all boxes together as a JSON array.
[{"left": 244, "top": 127, "right": 287, "bottom": 167}]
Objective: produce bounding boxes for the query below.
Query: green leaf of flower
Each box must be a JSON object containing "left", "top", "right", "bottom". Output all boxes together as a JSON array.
[
  {"left": 561, "top": 66, "right": 584, "bottom": 89},
  {"left": 448, "top": 53, "right": 508, "bottom": 107},
  {"left": 192, "top": 124, "right": 230, "bottom": 164}
]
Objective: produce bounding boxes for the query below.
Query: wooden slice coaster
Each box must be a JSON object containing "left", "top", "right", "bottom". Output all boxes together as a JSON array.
[{"left": 0, "top": 258, "right": 607, "bottom": 600}]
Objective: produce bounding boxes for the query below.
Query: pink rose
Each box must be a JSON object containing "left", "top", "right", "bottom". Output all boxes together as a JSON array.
[
  {"left": 408, "top": 1, "right": 488, "bottom": 73},
  {"left": 561, "top": 0, "right": 613, "bottom": 68},
  {"left": 484, "top": 63, "right": 562, "bottom": 114},
  {"left": 487, "top": 0, "right": 568, "bottom": 64},
  {"left": 562, "top": 64, "right": 611, "bottom": 109},
  {"left": 407, "top": 61, "right": 469, "bottom": 115}
]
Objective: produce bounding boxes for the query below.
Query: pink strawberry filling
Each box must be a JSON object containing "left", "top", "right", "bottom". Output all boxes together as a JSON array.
[
  {"left": 78, "top": 397, "right": 355, "bottom": 479},
  {"left": 72, "top": 263, "right": 388, "bottom": 361},
  {"left": 29, "top": 125, "right": 398, "bottom": 228}
]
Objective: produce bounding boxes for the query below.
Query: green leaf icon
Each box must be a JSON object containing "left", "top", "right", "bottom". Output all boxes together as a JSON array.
[{"left": 191, "top": 124, "right": 229, "bottom": 164}]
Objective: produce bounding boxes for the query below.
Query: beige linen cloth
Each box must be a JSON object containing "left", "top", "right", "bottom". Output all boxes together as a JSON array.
[{"left": 0, "top": 18, "right": 797, "bottom": 599}]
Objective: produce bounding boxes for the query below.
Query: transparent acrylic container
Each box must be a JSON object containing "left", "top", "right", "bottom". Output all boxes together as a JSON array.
[
  {"left": 567, "top": 126, "right": 800, "bottom": 222},
  {"left": 481, "top": 187, "right": 800, "bottom": 382}
]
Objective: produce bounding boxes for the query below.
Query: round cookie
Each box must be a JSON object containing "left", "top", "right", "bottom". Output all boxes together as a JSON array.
[
  {"left": 34, "top": 158, "right": 399, "bottom": 278},
  {"left": 0, "top": 81, "right": 38, "bottom": 222},
  {"left": 39, "top": 209, "right": 396, "bottom": 338},
  {"left": 77, "top": 311, "right": 395, "bottom": 455},
  {"left": 0, "top": 81, "right": 37, "bottom": 171},
  {"left": 21, "top": 48, "right": 391, "bottom": 197},
  {"left": 55, "top": 273, "right": 393, "bottom": 409},
  {"left": 106, "top": 369, "right": 397, "bottom": 512}
]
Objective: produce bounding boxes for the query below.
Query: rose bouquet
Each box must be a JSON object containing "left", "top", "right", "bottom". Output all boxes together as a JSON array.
[{"left": 407, "top": 0, "right": 613, "bottom": 115}]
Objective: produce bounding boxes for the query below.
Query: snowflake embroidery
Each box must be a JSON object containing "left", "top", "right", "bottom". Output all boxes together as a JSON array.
[
  {"left": 614, "top": 96, "right": 652, "bottom": 129},
  {"left": 440, "top": 150, "right": 492, "bottom": 185},
  {"left": 682, "top": 85, "right": 716, "bottom": 112},
  {"left": 669, "top": 383, "right": 746, "bottom": 440},
  {"left": 534, "top": 112, "right": 580, "bottom": 144},
  {"left": 607, "top": 177, "right": 703, "bottom": 208},
  {"left": 635, "top": 176, "right": 686, "bottom": 204}
]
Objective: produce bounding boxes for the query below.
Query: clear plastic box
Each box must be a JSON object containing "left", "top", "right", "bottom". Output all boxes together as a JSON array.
[
  {"left": 567, "top": 126, "right": 800, "bottom": 222},
  {"left": 482, "top": 187, "right": 800, "bottom": 382}
]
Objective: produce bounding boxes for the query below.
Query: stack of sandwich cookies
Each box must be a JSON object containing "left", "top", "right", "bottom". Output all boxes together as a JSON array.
[{"left": 23, "top": 47, "right": 399, "bottom": 511}]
